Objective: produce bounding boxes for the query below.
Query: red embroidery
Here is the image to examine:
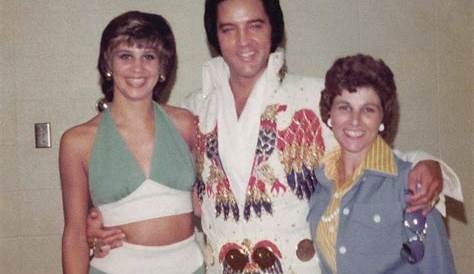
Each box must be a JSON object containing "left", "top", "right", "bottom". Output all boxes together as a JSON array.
[
  {"left": 277, "top": 108, "right": 325, "bottom": 199},
  {"left": 195, "top": 122, "right": 240, "bottom": 221}
]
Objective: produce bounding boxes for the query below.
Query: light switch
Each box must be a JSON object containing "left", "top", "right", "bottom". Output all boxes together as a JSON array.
[{"left": 35, "top": 122, "right": 51, "bottom": 148}]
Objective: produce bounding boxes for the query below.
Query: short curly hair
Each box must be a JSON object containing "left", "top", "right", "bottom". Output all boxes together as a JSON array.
[
  {"left": 97, "top": 11, "right": 177, "bottom": 102},
  {"left": 320, "top": 54, "right": 398, "bottom": 142}
]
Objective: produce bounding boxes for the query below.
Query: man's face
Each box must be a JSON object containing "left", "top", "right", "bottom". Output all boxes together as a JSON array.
[{"left": 216, "top": 0, "right": 272, "bottom": 83}]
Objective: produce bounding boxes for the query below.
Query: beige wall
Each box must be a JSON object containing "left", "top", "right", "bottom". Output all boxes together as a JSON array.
[{"left": 0, "top": 0, "right": 472, "bottom": 273}]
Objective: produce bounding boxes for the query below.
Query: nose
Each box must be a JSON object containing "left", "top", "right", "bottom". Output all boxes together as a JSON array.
[
  {"left": 237, "top": 28, "right": 249, "bottom": 46},
  {"left": 131, "top": 58, "right": 144, "bottom": 72},
  {"left": 351, "top": 111, "right": 361, "bottom": 126}
]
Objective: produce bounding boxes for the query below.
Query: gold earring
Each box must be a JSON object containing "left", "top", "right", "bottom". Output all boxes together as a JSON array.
[{"left": 159, "top": 74, "right": 166, "bottom": 83}]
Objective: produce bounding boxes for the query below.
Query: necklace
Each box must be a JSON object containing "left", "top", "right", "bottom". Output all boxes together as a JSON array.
[{"left": 321, "top": 207, "right": 340, "bottom": 223}]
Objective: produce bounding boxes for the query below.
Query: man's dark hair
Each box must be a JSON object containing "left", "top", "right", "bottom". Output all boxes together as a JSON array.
[{"left": 204, "top": 0, "right": 285, "bottom": 54}]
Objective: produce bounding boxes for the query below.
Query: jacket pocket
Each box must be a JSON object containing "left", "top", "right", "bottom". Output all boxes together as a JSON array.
[{"left": 343, "top": 202, "right": 403, "bottom": 256}]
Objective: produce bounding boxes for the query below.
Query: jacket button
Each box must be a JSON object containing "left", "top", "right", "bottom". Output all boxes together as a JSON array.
[
  {"left": 339, "top": 246, "right": 347, "bottom": 254},
  {"left": 373, "top": 214, "right": 381, "bottom": 223}
]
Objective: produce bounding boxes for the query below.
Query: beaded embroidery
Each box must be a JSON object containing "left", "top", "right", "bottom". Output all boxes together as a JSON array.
[
  {"left": 196, "top": 124, "right": 240, "bottom": 221},
  {"left": 277, "top": 108, "right": 325, "bottom": 200},
  {"left": 194, "top": 105, "right": 325, "bottom": 222},
  {"left": 244, "top": 105, "right": 288, "bottom": 220},
  {"left": 219, "top": 239, "right": 283, "bottom": 274}
]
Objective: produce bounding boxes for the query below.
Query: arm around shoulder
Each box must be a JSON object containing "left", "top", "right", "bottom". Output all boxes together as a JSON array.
[{"left": 394, "top": 149, "right": 463, "bottom": 216}]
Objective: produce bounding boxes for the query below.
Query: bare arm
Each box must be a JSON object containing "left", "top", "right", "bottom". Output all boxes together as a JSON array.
[
  {"left": 86, "top": 208, "right": 125, "bottom": 257},
  {"left": 60, "top": 129, "right": 91, "bottom": 274}
]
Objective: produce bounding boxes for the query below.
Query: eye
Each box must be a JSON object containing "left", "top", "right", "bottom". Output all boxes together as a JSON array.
[
  {"left": 143, "top": 54, "right": 156, "bottom": 60},
  {"left": 118, "top": 53, "right": 132, "bottom": 60},
  {"left": 363, "top": 105, "right": 379, "bottom": 113},
  {"left": 219, "top": 25, "right": 235, "bottom": 34},
  {"left": 337, "top": 104, "right": 351, "bottom": 112},
  {"left": 249, "top": 22, "right": 264, "bottom": 30}
]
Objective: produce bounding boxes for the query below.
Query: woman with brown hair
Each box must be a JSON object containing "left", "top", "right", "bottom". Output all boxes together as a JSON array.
[
  {"left": 308, "top": 54, "right": 455, "bottom": 273},
  {"left": 59, "top": 11, "right": 203, "bottom": 274}
]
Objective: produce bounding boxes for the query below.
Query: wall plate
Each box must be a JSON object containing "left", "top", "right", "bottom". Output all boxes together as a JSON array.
[{"left": 35, "top": 122, "right": 51, "bottom": 148}]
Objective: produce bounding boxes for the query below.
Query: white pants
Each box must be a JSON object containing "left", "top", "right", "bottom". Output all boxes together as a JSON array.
[{"left": 90, "top": 235, "right": 204, "bottom": 274}]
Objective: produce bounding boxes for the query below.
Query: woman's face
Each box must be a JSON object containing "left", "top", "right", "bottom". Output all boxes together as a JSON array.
[
  {"left": 109, "top": 43, "right": 160, "bottom": 101},
  {"left": 330, "top": 87, "right": 384, "bottom": 157}
]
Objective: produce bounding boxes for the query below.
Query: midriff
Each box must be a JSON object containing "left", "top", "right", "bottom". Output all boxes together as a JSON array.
[{"left": 108, "top": 212, "right": 195, "bottom": 246}]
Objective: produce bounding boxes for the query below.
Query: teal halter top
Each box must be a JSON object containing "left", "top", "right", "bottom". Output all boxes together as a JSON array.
[{"left": 88, "top": 103, "right": 196, "bottom": 206}]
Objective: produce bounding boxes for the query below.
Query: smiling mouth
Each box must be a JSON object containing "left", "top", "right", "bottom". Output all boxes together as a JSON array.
[
  {"left": 237, "top": 50, "right": 256, "bottom": 61},
  {"left": 127, "top": 78, "right": 146, "bottom": 86},
  {"left": 344, "top": 129, "right": 365, "bottom": 138}
]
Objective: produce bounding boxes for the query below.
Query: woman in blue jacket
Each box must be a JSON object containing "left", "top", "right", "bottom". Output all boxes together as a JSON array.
[{"left": 308, "top": 54, "right": 456, "bottom": 274}]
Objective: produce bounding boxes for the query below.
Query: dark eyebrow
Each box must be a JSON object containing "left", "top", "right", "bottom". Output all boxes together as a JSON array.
[
  {"left": 248, "top": 18, "right": 266, "bottom": 24},
  {"left": 218, "top": 22, "right": 234, "bottom": 29},
  {"left": 113, "top": 49, "right": 132, "bottom": 54},
  {"left": 218, "top": 18, "right": 267, "bottom": 29}
]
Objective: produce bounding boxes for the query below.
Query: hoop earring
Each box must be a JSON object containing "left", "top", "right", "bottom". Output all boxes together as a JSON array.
[
  {"left": 327, "top": 118, "right": 333, "bottom": 128},
  {"left": 379, "top": 123, "right": 385, "bottom": 132}
]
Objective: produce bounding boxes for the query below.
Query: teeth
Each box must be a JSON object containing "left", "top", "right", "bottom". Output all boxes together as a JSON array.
[
  {"left": 344, "top": 129, "right": 364, "bottom": 138},
  {"left": 238, "top": 51, "right": 255, "bottom": 59},
  {"left": 127, "top": 78, "right": 146, "bottom": 86}
]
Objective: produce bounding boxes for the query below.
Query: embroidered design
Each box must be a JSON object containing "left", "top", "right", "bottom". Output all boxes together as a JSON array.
[
  {"left": 194, "top": 105, "right": 325, "bottom": 223},
  {"left": 194, "top": 117, "right": 206, "bottom": 203},
  {"left": 219, "top": 239, "right": 283, "bottom": 274},
  {"left": 195, "top": 121, "right": 240, "bottom": 221},
  {"left": 244, "top": 105, "right": 288, "bottom": 221},
  {"left": 277, "top": 109, "right": 325, "bottom": 200}
]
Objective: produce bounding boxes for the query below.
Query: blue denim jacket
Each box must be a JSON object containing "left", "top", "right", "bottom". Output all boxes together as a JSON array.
[{"left": 308, "top": 156, "right": 456, "bottom": 274}]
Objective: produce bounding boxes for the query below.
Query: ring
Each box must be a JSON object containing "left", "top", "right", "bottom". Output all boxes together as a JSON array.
[
  {"left": 88, "top": 237, "right": 97, "bottom": 249},
  {"left": 88, "top": 238, "right": 97, "bottom": 259}
]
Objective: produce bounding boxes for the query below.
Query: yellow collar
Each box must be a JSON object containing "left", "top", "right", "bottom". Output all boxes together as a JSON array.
[{"left": 322, "top": 136, "right": 398, "bottom": 183}]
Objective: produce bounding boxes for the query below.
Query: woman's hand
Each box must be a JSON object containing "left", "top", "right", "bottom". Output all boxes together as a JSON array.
[
  {"left": 192, "top": 186, "right": 202, "bottom": 217},
  {"left": 406, "top": 160, "right": 442, "bottom": 215}
]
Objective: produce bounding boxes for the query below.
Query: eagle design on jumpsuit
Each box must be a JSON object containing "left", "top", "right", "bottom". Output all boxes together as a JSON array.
[
  {"left": 243, "top": 104, "right": 325, "bottom": 220},
  {"left": 194, "top": 104, "right": 325, "bottom": 222}
]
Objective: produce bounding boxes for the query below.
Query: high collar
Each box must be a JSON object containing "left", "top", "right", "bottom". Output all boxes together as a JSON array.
[
  {"left": 201, "top": 48, "right": 286, "bottom": 97},
  {"left": 322, "top": 136, "right": 398, "bottom": 184},
  {"left": 205, "top": 48, "right": 286, "bottom": 203}
]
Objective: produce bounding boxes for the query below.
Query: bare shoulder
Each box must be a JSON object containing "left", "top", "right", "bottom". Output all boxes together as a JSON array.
[
  {"left": 160, "top": 104, "right": 195, "bottom": 147},
  {"left": 60, "top": 114, "right": 102, "bottom": 164}
]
